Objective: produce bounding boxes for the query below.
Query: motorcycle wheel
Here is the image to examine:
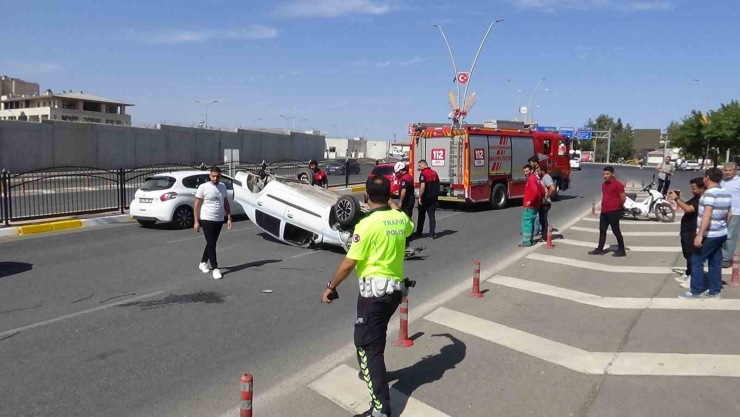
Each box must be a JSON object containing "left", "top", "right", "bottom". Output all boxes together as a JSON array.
[{"left": 654, "top": 202, "right": 675, "bottom": 223}]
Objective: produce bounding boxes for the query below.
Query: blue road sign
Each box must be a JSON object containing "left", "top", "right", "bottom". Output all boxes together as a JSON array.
[
  {"left": 558, "top": 127, "right": 574, "bottom": 139},
  {"left": 576, "top": 127, "right": 593, "bottom": 140},
  {"left": 536, "top": 126, "right": 558, "bottom": 132}
]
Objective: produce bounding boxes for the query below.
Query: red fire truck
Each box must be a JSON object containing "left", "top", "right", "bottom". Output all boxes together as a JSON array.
[{"left": 409, "top": 120, "right": 572, "bottom": 209}]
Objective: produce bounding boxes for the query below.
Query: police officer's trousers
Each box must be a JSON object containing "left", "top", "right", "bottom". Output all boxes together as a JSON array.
[{"left": 354, "top": 292, "right": 402, "bottom": 416}]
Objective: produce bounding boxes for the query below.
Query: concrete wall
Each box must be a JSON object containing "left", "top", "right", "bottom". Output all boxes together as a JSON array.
[{"left": 0, "top": 120, "right": 325, "bottom": 172}]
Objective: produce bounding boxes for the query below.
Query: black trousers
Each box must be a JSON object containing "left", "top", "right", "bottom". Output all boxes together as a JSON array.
[
  {"left": 401, "top": 205, "right": 414, "bottom": 247},
  {"left": 417, "top": 200, "right": 437, "bottom": 235},
  {"left": 539, "top": 203, "right": 551, "bottom": 236},
  {"left": 598, "top": 210, "right": 625, "bottom": 251},
  {"left": 680, "top": 232, "right": 696, "bottom": 276},
  {"left": 200, "top": 220, "right": 223, "bottom": 269},
  {"left": 354, "top": 292, "right": 402, "bottom": 416},
  {"left": 658, "top": 178, "right": 671, "bottom": 196}
]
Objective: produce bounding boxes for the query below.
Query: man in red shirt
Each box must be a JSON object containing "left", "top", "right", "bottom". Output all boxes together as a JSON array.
[
  {"left": 589, "top": 166, "right": 627, "bottom": 257},
  {"left": 521, "top": 164, "right": 543, "bottom": 247},
  {"left": 309, "top": 160, "right": 329, "bottom": 189},
  {"left": 415, "top": 159, "right": 439, "bottom": 239}
]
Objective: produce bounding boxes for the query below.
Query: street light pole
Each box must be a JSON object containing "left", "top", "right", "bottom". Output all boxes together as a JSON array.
[
  {"left": 299, "top": 118, "right": 307, "bottom": 131},
  {"left": 526, "top": 79, "right": 547, "bottom": 124},
  {"left": 280, "top": 114, "right": 295, "bottom": 132},
  {"left": 195, "top": 100, "right": 218, "bottom": 128},
  {"left": 252, "top": 118, "right": 261, "bottom": 129},
  {"left": 332, "top": 124, "right": 340, "bottom": 138}
]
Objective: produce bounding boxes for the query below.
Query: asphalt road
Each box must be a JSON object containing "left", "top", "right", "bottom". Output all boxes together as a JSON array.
[{"left": 0, "top": 164, "right": 688, "bottom": 416}]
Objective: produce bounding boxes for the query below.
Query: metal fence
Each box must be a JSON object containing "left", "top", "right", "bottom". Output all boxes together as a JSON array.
[{"left": 0, "top": 157, "right": 404, "bottom": 225}]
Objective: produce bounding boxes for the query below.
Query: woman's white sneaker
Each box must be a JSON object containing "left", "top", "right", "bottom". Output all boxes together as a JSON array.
[
  {"left": 199, "top": 262, "right": 210, "bottom": 274},
  {"left": 212, "top": 269, "right": 223, "bottom": 280}
]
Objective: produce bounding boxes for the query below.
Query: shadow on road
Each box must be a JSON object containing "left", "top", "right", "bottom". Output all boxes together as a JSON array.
[
  {"left": 555, "top": 194, "right": 582, "bottom": 201},
  {"left": 387, "top": 333, "right": 466, "bottom": 414},
  {"left": 0, "top": 262, "right": 33, "bottom": 279},
  {"left": 433, "top": 230, "right": 458, "bottom": 239},
  {"left": 223, "top": 259, "right": 283, "bottom": 275}
]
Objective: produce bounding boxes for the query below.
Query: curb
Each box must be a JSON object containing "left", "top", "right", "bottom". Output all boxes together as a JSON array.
[
  {"left": 1, "top": 214, "right": 133, "bottom": 238},
  {"left": 350, "top": 185, "right": 366, "bottom": 192}
]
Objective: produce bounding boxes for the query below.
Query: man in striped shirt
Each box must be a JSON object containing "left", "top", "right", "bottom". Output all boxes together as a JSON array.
[{"left": 681, "top": 168, "right": 732, "bottom": 300}]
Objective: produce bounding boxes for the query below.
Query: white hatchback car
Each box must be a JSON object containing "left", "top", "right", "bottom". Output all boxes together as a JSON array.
[{"left": 129, "top": 171, "right": 245, "bottom": 229}]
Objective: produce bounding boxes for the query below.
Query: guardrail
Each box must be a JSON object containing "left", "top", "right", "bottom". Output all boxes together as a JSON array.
[{"left": 0, "top": 157, "right": 404, "bottom": 225}]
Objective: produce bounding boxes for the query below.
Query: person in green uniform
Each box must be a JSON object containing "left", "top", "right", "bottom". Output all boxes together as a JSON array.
[{"left": 321, "top": 175, "right": 414, "bottom": 417}]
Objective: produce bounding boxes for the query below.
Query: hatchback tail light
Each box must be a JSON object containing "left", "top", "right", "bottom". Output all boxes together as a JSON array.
[{"left": 160, "top": 192, "right": 178, "bottom": 202}]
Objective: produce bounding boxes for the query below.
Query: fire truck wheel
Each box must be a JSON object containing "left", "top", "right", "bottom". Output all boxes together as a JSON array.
[
  {"left": 490, "top": 183, "right": 508, "bottom": 210},
  {"left": 551, "top": 179, "right": 561, "bottom": 201}
]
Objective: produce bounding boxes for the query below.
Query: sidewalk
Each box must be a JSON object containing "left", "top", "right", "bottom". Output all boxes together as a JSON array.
[{"left": 268, "top": 186, "right": 740, "bottom": 417}]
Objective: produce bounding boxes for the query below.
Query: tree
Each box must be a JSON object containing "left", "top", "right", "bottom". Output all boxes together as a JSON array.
[
  {"left": 670, "top": 110, "right": 710, "bottom": 167},
  {"left": 706, "top": 100, "right": 740, "bottom": 161},
  {"left": 583, "top": 114, "right": 634, "bottom": 162}
]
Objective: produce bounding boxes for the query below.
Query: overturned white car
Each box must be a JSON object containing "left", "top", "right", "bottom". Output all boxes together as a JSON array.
[
  {"left": 233, "top": 164, "right": 423, "bottom": 257},
  {"left": 233, "top": 167, "right": 368, "bottom": 251}
]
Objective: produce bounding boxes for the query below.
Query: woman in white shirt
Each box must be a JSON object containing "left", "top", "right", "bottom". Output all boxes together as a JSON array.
[{"left": 194, "top": 167, "right": 232, "bottom": 279}]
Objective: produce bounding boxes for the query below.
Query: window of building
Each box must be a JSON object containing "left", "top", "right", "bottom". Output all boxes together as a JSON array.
[
  {"left": 61, "top": 100, "right": 77, "bottom": 110},
  {"left": 61, "top": 115, "right": 79, "bottom": 122},
  {"left": 115, "top": 120, "right": 122, "bottom": 125},
  {"left": 41, "top": 115, "right": 49, "bottom": 120},
  {"left": 83, "top": 117, "right": 101, "bottom": 123},
  {"left": 329, "top": 146, "right": 337, "bottom": 152},
  {"left": 83, "top": 102, "right": 102, "bottom": 112},
  {"left": 105, "top": 119, "right": 116, "bottom": 125},
  {"left": 106, "top": 105, "right": 120, "bottom": 114},
  {"left": 29, "top": 115, "right": 40, "bottom": 122}
]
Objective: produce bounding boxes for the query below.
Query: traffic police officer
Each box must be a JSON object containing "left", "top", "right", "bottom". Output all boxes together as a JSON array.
[{"left": 322, "top": 175, "right": 414, "bottom": 417}]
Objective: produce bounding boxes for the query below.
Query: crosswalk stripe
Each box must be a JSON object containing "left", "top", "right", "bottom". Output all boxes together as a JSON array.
[
  {"left": 526, "top": 253, "right": 733, "bottom": 275},
  {"left": 579, "top": 217, "right": 679, "bottom": 226},
  {"left": 570, "top": 226, "right": 677, "bottom": 236},
  {"left": 487, "top": 275, "right": 740, "bottom": 310},
  {"left": 525, "top": 253, "right": 673, "bottom": 274},
  {"left": 425, "top": 307, "right": 740, "bottom": 377},
  {"left": 309, "top": 364, "right": 450, "bottom": 416},
  {"left": 556, "top": 238, "right": 681, "bottom": 252}
]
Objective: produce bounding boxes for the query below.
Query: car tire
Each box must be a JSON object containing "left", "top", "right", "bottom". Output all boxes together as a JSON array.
[
  {"left": 489, "top": 183, "right": 508, "bottom": 210},
  {"left": 334, "top": 195, "right": 362, "bottom": 229},
  {"left": 296, "top": 168, "right": 315, "bottom": 185},
  {"left": 137, "top": 219, "right": 156, "bottom": 228},
  {"left": 172, "top": 205, "right": 194, "bottom": 229}
]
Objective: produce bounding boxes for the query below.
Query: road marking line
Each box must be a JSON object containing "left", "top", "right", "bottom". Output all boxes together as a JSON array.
[
  {"left": 525, "top": 253, "right": 672, "bottom": 274},
  {"left": 579, "top": 218, "right": 678, "bottom": 226},
  {"left": 0, "top": 290, "right": 168, "bottom": 339},
  {"left": 309, "top": 364, "right": 450, "bottom": 417},
  {"left": 436, "top": 212, "right": 462, "bottom": 221},
  {"left": 292, "top": 251, "right": 319, "bottom": 258},
  {"left": 557, "top": 238, "right": 681, "bottom": 252},
  {"left": 570, "top": 226, "right": 677, "bottom": 236},
  {"left": 166, "top": 226, "right": 255, "bottom": 244},
  {"left": 216, "top": 204, "right": 598, "bottom": 416},
  {"left": 488, "top": 275, "right": 740, "bottom": 310},
  {"left": 425, "top": 307, "right": 740, "bottom": 377}
]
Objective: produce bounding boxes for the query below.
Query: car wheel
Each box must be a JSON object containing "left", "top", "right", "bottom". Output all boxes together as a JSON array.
[
  {"left": 489, "top": 183, "right": 508, "bottom": 210},
  {"left": 296, "top": 168, "right": 315, "bottom": 185},
  {"left": 172, "top": 206, "right": 194, "bottom": 229},
  {"left": 334, "top": 195, "right": 362, "bottom": 229},
  {"left": 137, "top": 219, "right": 156, "bottom": 228}
]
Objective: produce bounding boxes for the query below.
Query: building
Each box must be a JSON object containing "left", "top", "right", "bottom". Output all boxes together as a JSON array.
[
  {"left": 325, "top": 137, "right": 367, "bottom": 158},
  {"left": 0, "top": 76, "right": 133, "bottom": 125}
]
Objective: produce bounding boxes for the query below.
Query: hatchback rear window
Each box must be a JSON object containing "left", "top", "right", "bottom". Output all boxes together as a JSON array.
[
  {"left": 140, "top": 177, "right": 176, "bottom": 191},
  {"left": 371, "top": 166, "right": 394, "bottom": 176}
]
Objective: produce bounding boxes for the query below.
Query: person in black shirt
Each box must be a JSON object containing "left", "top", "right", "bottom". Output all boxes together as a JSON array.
[
  {"left": 415, "top": 159, "right": 440, "bottom": 239},
  {"left": 669, "top": 177, "right": 705, "bottom": 287}
]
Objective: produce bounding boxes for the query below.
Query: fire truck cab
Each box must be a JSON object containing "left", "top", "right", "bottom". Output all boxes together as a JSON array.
[{"left": 410, "top": 120, "right": 571, "bottom": 209}]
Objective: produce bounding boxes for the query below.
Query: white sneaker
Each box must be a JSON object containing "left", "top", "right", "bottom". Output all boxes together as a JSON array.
[
  {"left": 212, "top": 269, "right": 222, "bottom": 280},
  {"left": 680, "top": 281, "right": 690, "bottom": 289},
  {"left": 199, "top": 262, "right": 210, "bottom": 274},
  {"left": 674, "top": 274, "right": 689, "bottom": 283}
]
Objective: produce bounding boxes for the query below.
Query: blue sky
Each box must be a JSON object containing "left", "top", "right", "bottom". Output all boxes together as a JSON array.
[{"left": 3, "top": 0, "right": 738, "bottom": 141}]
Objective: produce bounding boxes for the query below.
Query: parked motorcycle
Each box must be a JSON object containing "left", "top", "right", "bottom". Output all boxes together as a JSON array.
[{"left": 622, "top": 175, "right": 675, "bottom": 222}]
